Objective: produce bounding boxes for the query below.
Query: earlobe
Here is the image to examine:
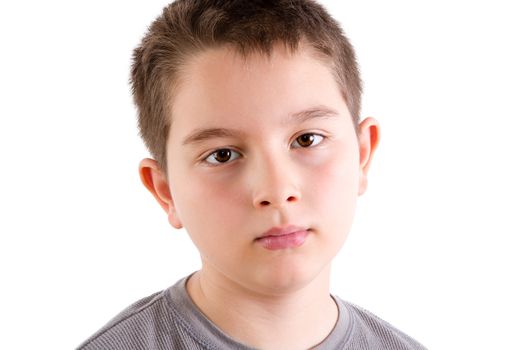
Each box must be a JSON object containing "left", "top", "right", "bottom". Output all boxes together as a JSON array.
[
  {"left": 357, "top": 117, "right": 380, "bottom": 196},
  {"left": 138, "top": 158, "right": 184, "bottom": 229},
  {"left": 168, "top": 206, "right": 184, "bottom": 229}
]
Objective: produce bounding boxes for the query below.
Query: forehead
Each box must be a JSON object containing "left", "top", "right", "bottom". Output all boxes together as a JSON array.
[{"left": 168, "top": 43, "right": 347, "bottom": 142}]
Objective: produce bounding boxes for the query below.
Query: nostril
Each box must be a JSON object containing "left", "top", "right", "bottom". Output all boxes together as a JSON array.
[{"left": 258, "top": 195, "right": 299, "bottom": 207}]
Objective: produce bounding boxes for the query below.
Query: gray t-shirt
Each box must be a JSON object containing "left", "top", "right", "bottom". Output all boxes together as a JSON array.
[{"left": 77, "top": 275, "right": 426, "bottom": 349}]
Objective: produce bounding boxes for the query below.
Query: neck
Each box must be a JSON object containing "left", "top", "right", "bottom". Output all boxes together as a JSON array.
[{"left": 186, "top": 264, "right": 338, "bottom": 350}]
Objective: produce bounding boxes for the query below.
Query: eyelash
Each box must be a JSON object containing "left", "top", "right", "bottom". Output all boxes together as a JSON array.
[{"left": 201, "top": 133, "right": 326, "bottom": 166}]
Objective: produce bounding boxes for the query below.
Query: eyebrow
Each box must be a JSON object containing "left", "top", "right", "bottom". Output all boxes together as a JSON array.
[{"left": 182, "top": 105, "right": 338, "bottom": 146}]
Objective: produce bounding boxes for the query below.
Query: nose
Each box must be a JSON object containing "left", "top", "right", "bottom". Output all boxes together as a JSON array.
[{"left": 251, "top": 152, "right": 301, "bottom": 209}]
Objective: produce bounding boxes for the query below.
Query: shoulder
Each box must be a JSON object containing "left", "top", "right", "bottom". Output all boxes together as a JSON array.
[
  {"left": 76, "top": 287, "right": 207, "bottom": 350},
  {"left": 339, "top": 299, "right": 427, "bottom": 350},
  {"left": 77, "top": 290, "right": 166, "bottom": 350}
]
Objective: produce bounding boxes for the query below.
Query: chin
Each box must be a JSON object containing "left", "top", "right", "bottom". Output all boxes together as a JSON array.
[{"left": 247, "top": 260, "right": 328, "bottom": 296}]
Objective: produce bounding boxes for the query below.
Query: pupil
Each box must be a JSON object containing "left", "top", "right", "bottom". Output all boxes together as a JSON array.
[{"left": 216, "top": 149, "right": 231, "bottom": 162}]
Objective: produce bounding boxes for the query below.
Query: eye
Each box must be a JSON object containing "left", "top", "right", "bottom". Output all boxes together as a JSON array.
[
  {"left": 203, "top": 148, "right": 241, "bottom": 165},
  {"left": 291, "top": 133, "right": 325, "bottom": 148}
]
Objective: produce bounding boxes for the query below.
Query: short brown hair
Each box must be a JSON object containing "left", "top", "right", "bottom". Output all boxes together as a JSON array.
[{"left": 130, "top": 0, "right": 362, "bottom": 174}]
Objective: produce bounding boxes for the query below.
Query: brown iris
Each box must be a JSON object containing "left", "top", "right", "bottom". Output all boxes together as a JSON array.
[
  {"left": 214, "top": 149, "right": 232, "bottom": 163},
  {"left": 296, "top": 133, "right": 315, "bottom": 147}
]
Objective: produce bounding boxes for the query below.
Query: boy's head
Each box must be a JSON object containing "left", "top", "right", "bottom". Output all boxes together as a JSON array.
[
  {"left": 133, "top": 0, "right": 379, "bottom": 294},
  {"left": 131, "top": 0, "right": 363, "bottom": 175}
]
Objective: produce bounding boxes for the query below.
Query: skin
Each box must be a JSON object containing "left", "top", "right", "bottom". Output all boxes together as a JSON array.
[{"left": 139, "top": 43, "right": 380, "bottom": 349}]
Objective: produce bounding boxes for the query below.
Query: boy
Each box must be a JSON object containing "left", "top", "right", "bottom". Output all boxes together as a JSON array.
[{"left": 78, "top": 0, "right": 426, "bottom": 349}]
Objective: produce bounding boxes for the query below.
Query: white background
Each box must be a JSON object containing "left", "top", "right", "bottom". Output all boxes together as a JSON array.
[{"left": 1, "top": 1, "right": 524, "bottom": 349}]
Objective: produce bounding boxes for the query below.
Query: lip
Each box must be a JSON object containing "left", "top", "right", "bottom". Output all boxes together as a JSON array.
[
  {"left": 255, "top": 225, "right": 310, "bottom": 250},
  {"left": 257, "top": 225, "right": 309, "bottom": 239}
]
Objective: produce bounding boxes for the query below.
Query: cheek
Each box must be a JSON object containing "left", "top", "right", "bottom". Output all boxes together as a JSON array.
[
  {"left": 174, "top": 172, "right": 245, "bottom": 239},
  {"left": 307, "top": 145, "right": 360, "bottom": 220},
  {"left": 193, "top": 171, "right": 245, "bottom": 210}
]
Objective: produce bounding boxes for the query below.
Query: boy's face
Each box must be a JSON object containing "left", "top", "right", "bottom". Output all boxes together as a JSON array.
[{"left": 141, "top": 43, "right": 379, "bottom": 295}]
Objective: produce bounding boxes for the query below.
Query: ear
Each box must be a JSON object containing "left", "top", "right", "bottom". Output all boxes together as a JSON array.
[
  {"left": 357, "top": 117, "right": 380, "bottom": 196},
  {"left": 138, "top": 158, "right": 184, "bottom": 229}
]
